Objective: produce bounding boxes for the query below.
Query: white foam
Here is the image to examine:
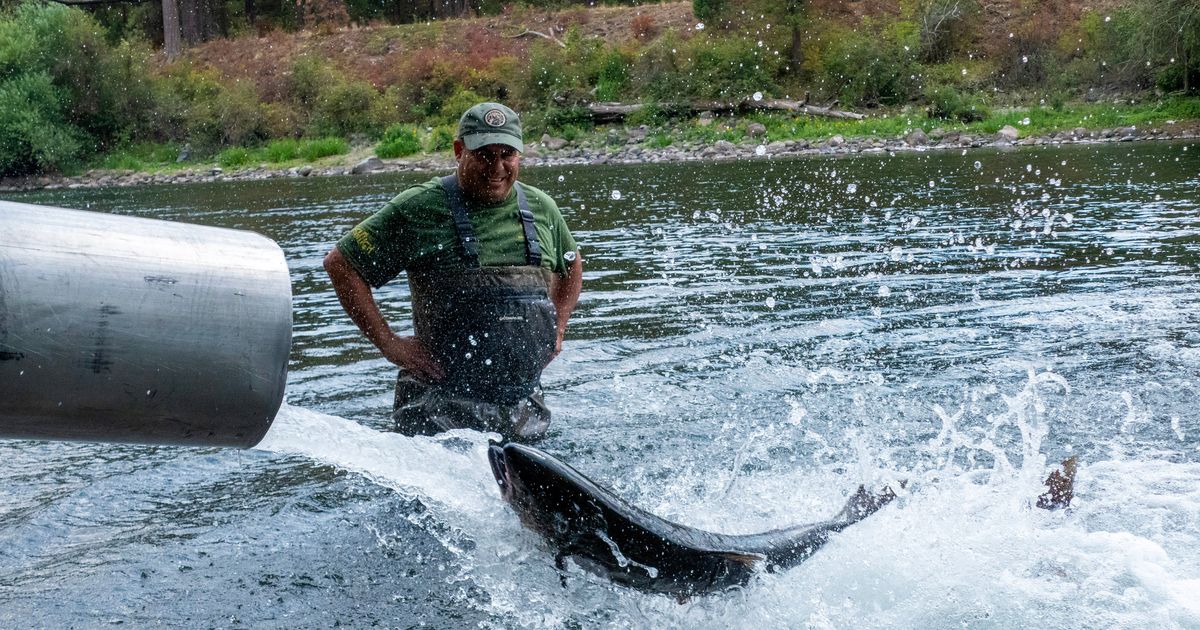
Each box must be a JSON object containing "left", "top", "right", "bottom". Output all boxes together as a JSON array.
[
  {"left": 255, "top": 404, "right": 501, "bottom": 519},
  {"left": 254, "top": 391, "right": 1200, "bottom": 628}
]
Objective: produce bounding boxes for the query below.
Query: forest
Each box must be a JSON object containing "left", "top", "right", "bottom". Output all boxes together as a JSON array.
[{"left": 1, "top": 0, "right": 1197, "bottom": 176}]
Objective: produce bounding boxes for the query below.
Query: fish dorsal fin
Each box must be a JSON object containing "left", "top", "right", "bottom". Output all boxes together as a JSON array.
[{"left": 718, "top": 551, "right": 766, "bottom": 567}]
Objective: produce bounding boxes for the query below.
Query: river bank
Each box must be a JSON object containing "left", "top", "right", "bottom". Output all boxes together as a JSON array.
[{"left": 2, "top": 120, "right": 1197, "bottom": 194}]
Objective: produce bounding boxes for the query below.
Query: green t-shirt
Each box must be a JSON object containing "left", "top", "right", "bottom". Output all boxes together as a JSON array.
[{"left": 337, "top": 177, "right": 578, "bottom": 288}]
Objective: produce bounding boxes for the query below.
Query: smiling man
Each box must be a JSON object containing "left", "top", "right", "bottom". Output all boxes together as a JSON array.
[{"left": 324, "top": 103, "right": 582, "bottom": 441}]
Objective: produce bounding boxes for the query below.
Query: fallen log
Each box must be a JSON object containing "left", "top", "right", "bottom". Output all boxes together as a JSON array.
[
  {"left": 585, "top": 99, "right": 866, "bottom": 123},
  {"left": 504, "top": 28, "right": 566, "bottom": 48}
]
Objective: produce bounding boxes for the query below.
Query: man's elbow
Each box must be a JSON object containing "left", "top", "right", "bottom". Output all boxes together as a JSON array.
[
  {"left": 324, "top": 247, "right": 363, "bottom": 290},
  {"left": 323, "top": 247, "right": 343, "bottom": 275}
]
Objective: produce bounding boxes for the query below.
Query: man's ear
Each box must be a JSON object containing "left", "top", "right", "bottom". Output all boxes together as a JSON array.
[{"left": 453, "top": 139, "right": 465, "bottom": 160}]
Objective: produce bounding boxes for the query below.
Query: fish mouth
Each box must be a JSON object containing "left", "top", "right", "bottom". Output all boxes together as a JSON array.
[{"left": 487, "top": 440, "right": 511, "bottom": 500}]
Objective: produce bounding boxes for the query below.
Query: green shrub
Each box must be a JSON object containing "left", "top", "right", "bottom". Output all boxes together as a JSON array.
[
  {"left": 0, "top": 3, "right": 159, "bottom": 174},
  {"left": 261, "top": 102, "right": 305, "bottom": 139},
  {"left": 685, "top": 36, "right": 779, "bottom": 99},
  {"left": 218, "top": 146, "right": 253, "bottom": 168},
  {"left": 264, "top": 138, "right": 302, "bottom": 163},
  {"left": 819, "top": 25, "right": 917, "bottom": 106},
  {"left": 594, "top": 50, "right": 630, "bottom": 101},
  {"left": 646, "top": 133, "right": 673, "bottom": 148},
  {"left": 289, "top": 56, "right": 336, "bottom": 107},
  {"left": 1155, "top": 97, "right": 1200, "bottom": 119},
  {"left": 523, "top": 43, "right": 573, "bottom": 104},
  {"left": 312, "top": 79, "right": 381, "bottom": 137},
  {"left": 376, "top": 124, "right": 421, "bottom": 158},
  {"left": 0, "top": 72, "right": 86, "bottom": 175},
  {"left": 693, "top": 0, "right": 725, "bottom": 22},
  {"left": 924, "top": 84, "right": 988, "bottom": 122},
  {"left": 299, "top": 137, "right": 349, "bottom": 161},
  {"left": 625, "top": 102, "right": 669, "bottom": 127},
  {"left": 426, "top": 125, "right": 456, "bottom": 152},
  {"left": 543, "top": 105, "right": 592, "bottom": 129},
  {"left": 629, "top": 33, "right": 692, "bottom": 100},
  {"left": 438, "top": 88, "right": 486, "bottom": 125},
  {"left": 92, "top": 142, "right": 179, "bottom": 171}
]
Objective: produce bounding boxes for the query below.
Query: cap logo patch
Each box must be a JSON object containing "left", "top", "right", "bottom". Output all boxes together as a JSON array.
[{"left": 483, "top": 109, "right": 507, "bottom": 127}]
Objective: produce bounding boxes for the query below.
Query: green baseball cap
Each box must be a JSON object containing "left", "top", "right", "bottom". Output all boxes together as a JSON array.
[{"left": 457, "top": 102, "right": 523, "bottom": 153}]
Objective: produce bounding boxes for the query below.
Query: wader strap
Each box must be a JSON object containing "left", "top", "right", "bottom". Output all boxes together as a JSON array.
[
  {"left": 440, "top": 175, "right": 480, "bottom": 266},
  {"left": 515, "top": 184, "right": 542, "bottom": 267},
  {"left": 440, "top": 175, "right": 541, "bottom": 267}
]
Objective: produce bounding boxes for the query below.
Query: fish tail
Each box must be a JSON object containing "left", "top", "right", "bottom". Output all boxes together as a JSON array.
[
  {"left": 1036, "top": 456, "right": 1077, "bottom": 510},
  {"left": 839, "top": 482, "right": 901, "bottom": 523}
]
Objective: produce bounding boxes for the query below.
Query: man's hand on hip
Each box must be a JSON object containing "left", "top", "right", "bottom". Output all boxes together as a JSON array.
[{"left": 380, "top": 335, "right": 445, "bottom": 382}]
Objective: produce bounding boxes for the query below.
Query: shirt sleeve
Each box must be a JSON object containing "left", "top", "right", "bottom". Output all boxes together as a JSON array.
[
  {"left": 539, "top": 194, "right": 578, "bottom": 275},
  {"left": 335, "top": 200, "right": 410, "bottom": 288}
]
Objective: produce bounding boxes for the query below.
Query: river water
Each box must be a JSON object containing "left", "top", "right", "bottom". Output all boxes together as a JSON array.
[{"left": 2, "top": 142, "right": 1198, "bottom": 628}]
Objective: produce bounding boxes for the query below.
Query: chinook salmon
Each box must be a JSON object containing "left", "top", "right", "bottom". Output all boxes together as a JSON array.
[{"left": 487, "top": 441, "right": 899, "bottom": 598}]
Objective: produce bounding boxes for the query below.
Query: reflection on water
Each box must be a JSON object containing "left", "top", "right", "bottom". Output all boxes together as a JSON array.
[{"left": 2, "top": 142, "right": 1199, "bottom": 627}]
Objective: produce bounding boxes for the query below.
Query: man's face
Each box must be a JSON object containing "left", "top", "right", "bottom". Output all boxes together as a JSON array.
[{"left": 455, "top": 140, "right": 520, "bottom": 204}]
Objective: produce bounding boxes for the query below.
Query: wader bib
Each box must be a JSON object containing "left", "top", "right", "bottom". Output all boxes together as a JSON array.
[{"left": 392, "top": 175, "right": 558, "bottom": 440}]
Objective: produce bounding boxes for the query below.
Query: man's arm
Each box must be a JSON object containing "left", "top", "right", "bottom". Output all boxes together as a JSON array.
[
  {"left": 548, "top": 251, "right": 583, "bottom": 363},
  {"left": 323, "top": 247, "right": 443, "bottom": 381}
]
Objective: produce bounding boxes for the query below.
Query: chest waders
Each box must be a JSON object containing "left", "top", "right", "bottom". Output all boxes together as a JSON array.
[{"left": 393, "top": 175, "right": 557, "bottom": 439}]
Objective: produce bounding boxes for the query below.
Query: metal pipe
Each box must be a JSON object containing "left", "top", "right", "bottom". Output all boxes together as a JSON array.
[{"left": 0, "top": 201, "right": 292, "bottom": 448}]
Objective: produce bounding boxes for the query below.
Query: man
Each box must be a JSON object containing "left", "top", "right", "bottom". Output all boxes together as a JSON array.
[{"left": 324, "top": 102, "right": 582, "bottom": 441}]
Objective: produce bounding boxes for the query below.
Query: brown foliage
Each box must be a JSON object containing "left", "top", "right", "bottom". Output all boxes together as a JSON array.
[
  {"left": 630, "top": 14, "right": 659, "bottom": 40},
  {"left": 302, "top": 0, "right": 351, "bottom": 32},
  {"left": 462, "top": 25, "right": 516, "bottom": 69},
  {"left": 984, "top": 1, "right": 1083, "bottom": 86}
]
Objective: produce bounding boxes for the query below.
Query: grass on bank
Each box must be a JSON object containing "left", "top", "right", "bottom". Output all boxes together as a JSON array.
[
  {"left": 79, "top": 97, "right": 1200, "bottom": 176},
  {"left": 561, "top": 97, "right": 1200, "bottom": 150},
  {"left": 89, "top": 137, "right": 352, "bottom": 173}
]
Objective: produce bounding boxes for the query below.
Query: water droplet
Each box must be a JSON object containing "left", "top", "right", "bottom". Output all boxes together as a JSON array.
[
  {"left": 557, "top": 175, "right": 564, "bottom": 182},
  {"left": 878, "top": 286, "right": 892, "bottom": 298},
  {"left": 695, "top": 22, "right": 705, "bottom": 30},
  {"left": 961, "top": 68, "right": 968, "bottom": 76},
  {"left": 973, "top": 160, "right": 982, "bottom": 170},
  {"left": 611, "top": 190, "right": 622, "bottom": 200},
  {"left": 752, "top": 91, "right": 763, "bottom": 101},
  {"left": 846, "top": 183, "right": 857, "bottom": 193},
  {"left": 755, "top": 145, "right": 766, "bottom": 156},
  {"left": 765, "top": 297, "right": 776, "bottom": 309}
]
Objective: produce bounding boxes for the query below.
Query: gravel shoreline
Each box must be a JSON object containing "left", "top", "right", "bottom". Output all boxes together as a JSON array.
[{"left": 2, "top": 122, "right": 1197, "bottom": 194}]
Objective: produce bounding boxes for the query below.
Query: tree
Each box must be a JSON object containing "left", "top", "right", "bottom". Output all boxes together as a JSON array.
[
  {"left": 784, "top": 0, "right": 806, "bottom": 69},
  {"left": 693, "top": 0, "right": 725, "bottom": 23},
  {"left": 162, "top": 0, "right": 181, "bottom": 59},
  {"left": 917, "top": 0, "right": 974, "bottom": 64},
  {"left": 1135, "top": 0, "right": 1200, "bottom": 92}
]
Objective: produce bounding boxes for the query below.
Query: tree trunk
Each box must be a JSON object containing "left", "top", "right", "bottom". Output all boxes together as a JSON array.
[
  {"left": 162, "top": 0, "right": 182, "bottom": 59},
  {"left": 180, "top": 0, "right": 200, "bottom": 44},
  {"left": 790, "top": 23, "right": 803, "bottom": 68}
]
